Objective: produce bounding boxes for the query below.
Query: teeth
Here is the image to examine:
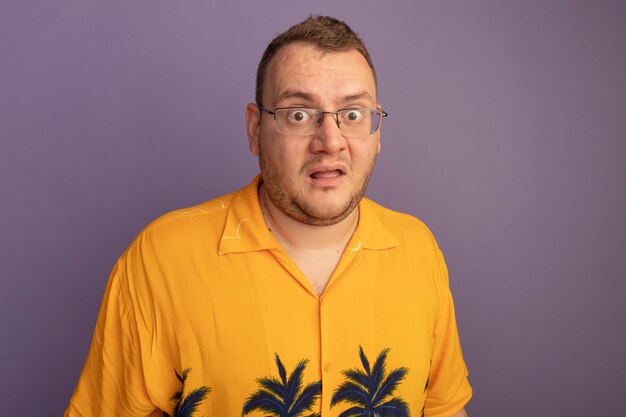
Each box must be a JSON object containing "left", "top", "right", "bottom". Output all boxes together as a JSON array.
[{"left": 311, "top": 170, "right": 341, "bottom": 179}]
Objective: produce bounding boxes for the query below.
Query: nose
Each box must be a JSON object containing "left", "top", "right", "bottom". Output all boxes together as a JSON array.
[{"left": 310, "top": 112, "right": 346, "bottom": 154}]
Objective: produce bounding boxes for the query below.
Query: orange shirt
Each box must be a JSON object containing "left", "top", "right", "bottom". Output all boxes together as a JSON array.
[{"left": 65, "top": 176, "right": 471, "bottom": 417}]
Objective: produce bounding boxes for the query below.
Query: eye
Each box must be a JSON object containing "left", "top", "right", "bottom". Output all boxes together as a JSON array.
[
  {"left": 343, "top": 109, "right": 365, "bottom": 123},
  {"left": 287, "top": 109, "right": 312, "bottom": 123}
]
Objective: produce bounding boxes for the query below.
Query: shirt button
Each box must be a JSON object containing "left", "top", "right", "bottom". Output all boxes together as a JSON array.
[{"left": 323, "top": 362, "right": 332, "bottom": 373}]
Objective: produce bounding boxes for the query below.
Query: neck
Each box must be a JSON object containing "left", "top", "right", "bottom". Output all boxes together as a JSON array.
[{"left": 259, "top": 184, "right": 358, "bottom": 251}]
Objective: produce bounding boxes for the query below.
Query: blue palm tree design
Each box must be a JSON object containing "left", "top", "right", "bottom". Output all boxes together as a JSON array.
[
  {"left": 331, "top": 346, "right": 409, "bottom": 417},
  {"left": 242, "top": 353, "right": 322, "bottom": 417},
  {"left": 168, "top": 368, "right": 211, "bottom": 417}
]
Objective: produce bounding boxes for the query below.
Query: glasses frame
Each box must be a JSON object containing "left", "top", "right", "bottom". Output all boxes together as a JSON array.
[{"left": 257, "top": 105, "right": 388, "bottom": 137}]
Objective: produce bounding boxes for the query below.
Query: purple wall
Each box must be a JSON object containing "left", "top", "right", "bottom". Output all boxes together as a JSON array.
[{"left": 1, "top": 1, "right": 625, "bottom": 415}]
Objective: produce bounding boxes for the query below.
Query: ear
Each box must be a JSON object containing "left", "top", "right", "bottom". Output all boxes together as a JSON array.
[{"left": 246, "top": 103, "right": 261, "bottom": 156}]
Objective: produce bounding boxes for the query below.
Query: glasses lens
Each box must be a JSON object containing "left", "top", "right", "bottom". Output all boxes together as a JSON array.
[
  {"left": 339, "top": 109, "right": 383, "bottom": 136},
  {"left": 274, "top": 108, "right": 319, "bottom": 136},
  {"left": 368, "top": 110, "right": 383, "bottom": 134}
]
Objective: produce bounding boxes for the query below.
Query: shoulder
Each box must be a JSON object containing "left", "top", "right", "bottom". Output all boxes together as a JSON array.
[
  {"left": 360, "top": 197, "right": 449, "bottom": 283},
  {"left": 149, "top": 191, "right": 236, "bottom": 233},
  {"left": 360, "top": 198, "right": 454, "bottom": 309},
  {"left": 361, "top": 197, "right": 438, "bottom": 247},
  {"left": 122, "top": 190, "right": 239, "bottom": 259}
]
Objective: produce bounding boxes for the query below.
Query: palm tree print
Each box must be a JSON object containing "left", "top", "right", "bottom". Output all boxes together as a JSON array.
[
  {"left": 242, "top": 353, "right": 322, "bottom": 417},
  {"left": 331, "top": 346, "right": 410, "bottom": 417},
  {"left": 168, "top": 368, "right": 211, "bottom": 417}
]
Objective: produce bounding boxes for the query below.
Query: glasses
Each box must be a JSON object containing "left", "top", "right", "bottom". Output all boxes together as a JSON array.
[{"left": 258, "top": 105, "right": 388, "bottom": 137}]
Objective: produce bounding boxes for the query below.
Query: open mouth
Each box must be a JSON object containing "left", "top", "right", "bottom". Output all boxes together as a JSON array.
[{"left": 310, "top": 169, "right": 344, "bottom": 179}]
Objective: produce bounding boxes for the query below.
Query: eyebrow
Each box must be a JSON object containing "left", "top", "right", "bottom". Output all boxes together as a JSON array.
[
  {"left": 342, "top": 92, "right": 375, "bottom": 103},
  {"left": 275, "top": 90, "right": 315, "bottom": 105},
  {"left": 274, "top": 90, "right": 375, "bottom": 107}
]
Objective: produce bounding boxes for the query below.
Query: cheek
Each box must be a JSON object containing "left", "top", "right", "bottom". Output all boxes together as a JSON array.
[
  {"left": 260, "top": 138, "right": 303, "bottom": 172},
  {"left": 351, "top": 142, "right": 379, "bottom": 166}
]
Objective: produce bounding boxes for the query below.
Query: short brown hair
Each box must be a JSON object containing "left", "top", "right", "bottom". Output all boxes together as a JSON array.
[{"left": 255, "top": 15, "right": 377, "bottom": 105}]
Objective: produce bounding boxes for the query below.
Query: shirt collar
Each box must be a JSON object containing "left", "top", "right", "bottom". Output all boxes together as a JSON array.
[
  {"left": 218, "top": 176, "right": 277, "bottom": 255},
  {"left": 354, "top": 197, "right": 400, "bottom": 251},
  {"left": 218, "top": 176, "right": 399, "bottom": 255}
]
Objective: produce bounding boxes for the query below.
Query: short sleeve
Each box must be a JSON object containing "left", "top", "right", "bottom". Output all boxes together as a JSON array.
[
  {"left": 64, "top": 263, "right": 156, "bottom": 417},
  {"left": 424, "top": 249, "right": 472, "bottom": 417}
]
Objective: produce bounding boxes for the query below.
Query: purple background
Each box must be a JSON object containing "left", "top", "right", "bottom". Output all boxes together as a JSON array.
[{"left": 1, "top": 1, "right": 625, "bottom": 416}]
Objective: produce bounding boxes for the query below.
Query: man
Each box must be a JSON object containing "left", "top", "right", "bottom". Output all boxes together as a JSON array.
[{"left": 65, "top": 16, "right": 471, "bottom": 417}]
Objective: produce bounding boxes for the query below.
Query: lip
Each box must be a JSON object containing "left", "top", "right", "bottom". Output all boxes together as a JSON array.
[{"left": 307, "top": 164, "right": 347, "bottom": 188}]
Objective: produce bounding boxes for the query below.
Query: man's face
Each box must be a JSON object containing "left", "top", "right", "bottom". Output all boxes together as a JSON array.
[{"left": 246, "top": 43, "right": 381, "bottom": 226}]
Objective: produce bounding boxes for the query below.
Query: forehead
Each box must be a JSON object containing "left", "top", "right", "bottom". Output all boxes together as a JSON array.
[{"left": 263, "top": 43, "right": 377, "bottom": 107}]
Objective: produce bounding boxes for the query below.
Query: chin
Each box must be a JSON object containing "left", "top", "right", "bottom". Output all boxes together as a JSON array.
[
  {"left": 295, "top": 197, "right": 359, "bottom": 226},
  {"left": 300, "top": 214, "right": 351, "bottom": 227}
]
